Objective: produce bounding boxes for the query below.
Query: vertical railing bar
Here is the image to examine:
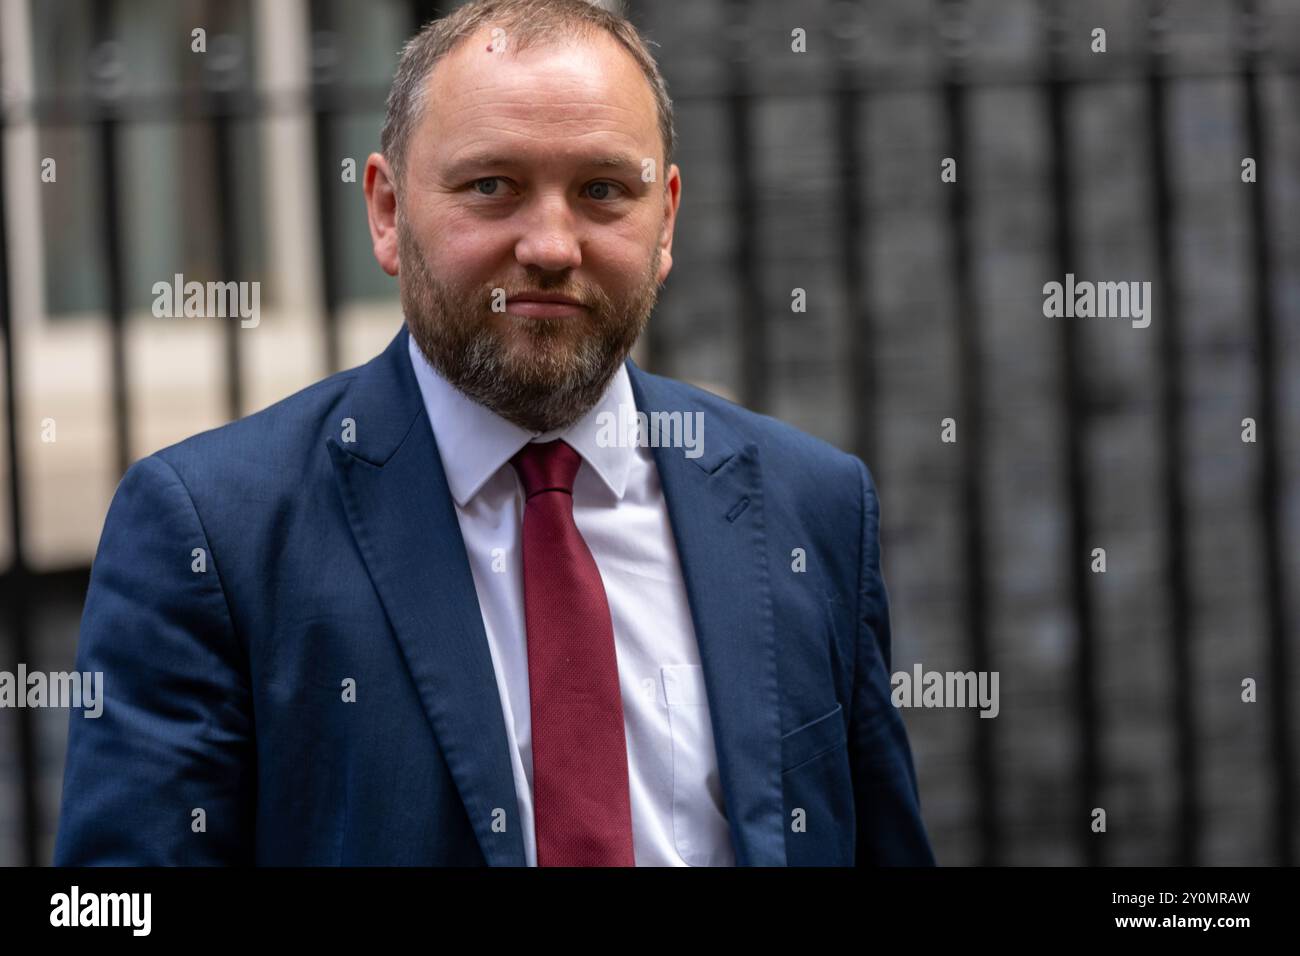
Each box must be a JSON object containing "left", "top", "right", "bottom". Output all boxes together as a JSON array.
[
  {"left": 213, "top": 92, "right": 245, "bottom": 421},
  {"left": 835, "top": 15, "right": 874, "bottom": 468},
  {"left": 94, "top": 2, "right": 131, "bottom": 479},
  {"left": 1143, "top": 2, "right": 1198, "bottom": 866},
  {"left": 940, "top": 0, "right": 999, "bottom": 866},
  {"left": 1238, "top": 0, "right": 1294, "bottom": 867},
  {"left": 724, "top": 1, "right": 764, "bottom": 412},
  {"left": 1042, "top": 0, "right": 1102, "bottom": 867},
  {"left": 312, "top": 0, "right": 341, "bottom": 377}
]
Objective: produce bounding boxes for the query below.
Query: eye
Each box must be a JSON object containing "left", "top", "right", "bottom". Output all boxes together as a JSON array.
[
  {"left": 584, "top": 181, "right": 624, "bottom": 201},
  {"left": 471, "top": 177, "right": 509, "bottom": 196}
]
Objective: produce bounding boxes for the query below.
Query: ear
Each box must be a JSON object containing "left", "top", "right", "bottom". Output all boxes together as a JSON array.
[
  {"left": 364, "top": 152, "right": 400, "bottom": 276},
  {"left": 655, "top": 163, "right": 681, "bottom": 285}
]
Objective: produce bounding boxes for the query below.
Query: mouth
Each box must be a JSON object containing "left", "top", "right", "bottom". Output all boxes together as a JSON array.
[{"left": 505, "top": 293, "right": 588, "bottom": 319}]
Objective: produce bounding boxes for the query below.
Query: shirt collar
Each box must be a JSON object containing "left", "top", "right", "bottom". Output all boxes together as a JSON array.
[{"left": 408, "top": 332, "right": 635, "bottom": 507}]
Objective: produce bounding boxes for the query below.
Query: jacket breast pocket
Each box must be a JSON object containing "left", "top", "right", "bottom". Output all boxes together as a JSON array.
[
  {"left": 662, "top": 664, "right": 735, "bottom": 866},
  {"left": 781, "top": 702, "right": 854, "bottom": 866}
]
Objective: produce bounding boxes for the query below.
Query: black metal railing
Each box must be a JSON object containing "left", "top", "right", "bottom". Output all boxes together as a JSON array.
[{"left": 0, "top": 0, "right": 1293, "bottom": 867}]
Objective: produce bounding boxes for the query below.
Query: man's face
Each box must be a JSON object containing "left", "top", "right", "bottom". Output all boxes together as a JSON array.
[{"left": 367, "top": 28, "right": 681, "bottom": 433}]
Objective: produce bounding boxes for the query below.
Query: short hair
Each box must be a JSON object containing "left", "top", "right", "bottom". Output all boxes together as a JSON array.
[{"left": 380, "top": 0, "right": 675, "bottom": 187}]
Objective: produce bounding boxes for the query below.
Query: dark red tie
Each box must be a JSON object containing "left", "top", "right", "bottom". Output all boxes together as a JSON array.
[{"left": 510, "top": 439, "right": 635, "bottom": 866}]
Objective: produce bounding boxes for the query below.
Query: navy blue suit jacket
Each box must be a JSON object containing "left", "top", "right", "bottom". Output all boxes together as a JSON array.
[{"left": 54, "top": 325, "right": 935, "bottom": 866}]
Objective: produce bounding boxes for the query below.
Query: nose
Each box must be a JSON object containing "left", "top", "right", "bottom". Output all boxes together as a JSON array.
[{"left": 514, "top": 194, "right": 582, "bottom": 272}]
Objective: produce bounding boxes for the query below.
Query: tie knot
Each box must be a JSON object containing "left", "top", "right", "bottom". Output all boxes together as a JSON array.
[{"left": 510, "top": 440, "right": 582, "bottom": 499}]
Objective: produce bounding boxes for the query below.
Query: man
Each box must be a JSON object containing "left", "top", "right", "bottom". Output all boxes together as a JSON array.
[{"left": 54, "top": 0, "right": 934, "bottom": 866}]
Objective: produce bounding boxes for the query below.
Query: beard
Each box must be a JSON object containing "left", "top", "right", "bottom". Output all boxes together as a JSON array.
[{"left": 399, "top": 215, "right": 661, "bottom": 434}]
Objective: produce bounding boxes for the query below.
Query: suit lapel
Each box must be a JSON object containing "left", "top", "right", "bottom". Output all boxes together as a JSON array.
[
  {"left": 627, "top": 360, "right": 787, "bottom": 866},
  {"left": 327, "top": 326, "right": 525, "bottom": 866}
]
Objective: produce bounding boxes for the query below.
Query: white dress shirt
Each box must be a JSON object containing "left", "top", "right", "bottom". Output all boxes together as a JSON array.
[{"left": 408, "top": 335, "right": 736, "bottom": 866}]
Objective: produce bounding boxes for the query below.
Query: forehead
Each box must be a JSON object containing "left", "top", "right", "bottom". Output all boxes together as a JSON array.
[{"left": 420, "top": 26, "right": 661, "bottom": 165}]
